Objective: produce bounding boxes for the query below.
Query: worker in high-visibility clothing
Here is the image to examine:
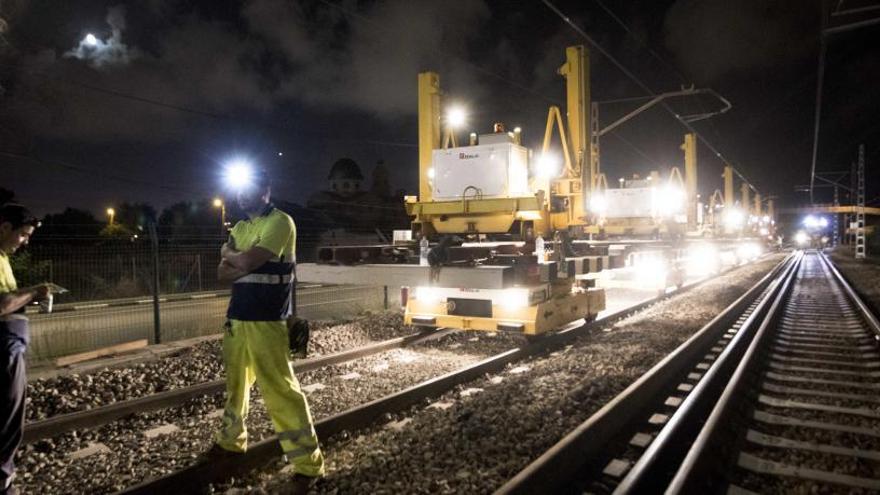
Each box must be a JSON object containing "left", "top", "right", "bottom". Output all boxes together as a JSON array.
[
  {"left": 208, "top": 167, "right": 324, "bottom": 491},
  {"left": 0, "top": 204, "right": 49, "bottom": 495}
]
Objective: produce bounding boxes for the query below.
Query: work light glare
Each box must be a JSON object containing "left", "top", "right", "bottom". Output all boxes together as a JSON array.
[
  {"left": 223, "top": 160, "right": 253, "bottom": 190},
  {"left": 447, "top": 107, "right": 466, "bottom": 129}
]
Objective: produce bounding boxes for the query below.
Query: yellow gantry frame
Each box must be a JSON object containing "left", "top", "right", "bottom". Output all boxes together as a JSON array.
[
  {"left": 681, "top": 133, "right": 697, "bottom": 229},
  {"left": 418, "top": 72, "right": 440, "bottom": 205},
  {"left": 723, "top": 165, "right": 735, "bottom": 209},
  {"left": 410, "top": 45, "right": 592, "bottom": 238}
]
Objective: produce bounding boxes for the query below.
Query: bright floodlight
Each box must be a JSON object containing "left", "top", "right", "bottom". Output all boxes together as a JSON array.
[
  {"left": 655, "top": 185, "right": 685, "bottom": 217},
  {"left": 794, "top": 230, "right": 809, "bottom": 246},
  {"left": 84, "top": 33, "right": 98, "bottom": 46},
  {"left": 589, "top": 194, "right": 607, "bottom": 214},
  {"left": 803, "top": 215, "right": 817, "bottom": 228},
  {"left": 535, "top": 153, "right": 560, "bottom": 179},
  {"left": 223, "top": 160, "right": 254, "bottom": 190},
  {"left": 446, "top": 106, "right": 466, "bottom": 129},
  {"left": 723, "top": 208, "right": 745, "bottom": 228}
]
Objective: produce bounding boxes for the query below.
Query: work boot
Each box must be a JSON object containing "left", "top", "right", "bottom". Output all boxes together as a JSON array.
[
  {"left": 288, "top": 473, "right": 316, "bottom": 495},
  {"left": 199, "top": 443, "right": 243, "bottom": 461}
]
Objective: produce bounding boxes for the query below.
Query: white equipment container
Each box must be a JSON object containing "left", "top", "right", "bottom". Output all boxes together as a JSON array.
[
  {"left": 603, "top": 188, "right": 656, "bottom": 219},
  {"left": 431, "top": 143, "right": 530, "bottom": 200}
]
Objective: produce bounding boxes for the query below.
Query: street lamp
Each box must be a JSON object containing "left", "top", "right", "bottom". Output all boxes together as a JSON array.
[
  {"left": 212, "top": 197, "right": 226, "bottom": 234},
  {"left": 106, "top": 207, "right": 115, "bottom": 225}
]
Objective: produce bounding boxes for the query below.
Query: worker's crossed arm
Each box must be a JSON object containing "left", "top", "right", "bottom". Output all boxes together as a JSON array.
[{"left": 217, "top": 244, "right": 275, "bottom": 281}]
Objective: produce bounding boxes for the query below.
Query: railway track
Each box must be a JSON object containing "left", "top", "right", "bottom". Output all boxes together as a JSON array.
[
  {"left": 23, "top": 328, "right": 454, "bottom": 443},
  {"left": 111, "top": 256, "right": 782, "bottom": 494},
  {"left": 499, "top": 250, "right": 880, "bottom": 494}
]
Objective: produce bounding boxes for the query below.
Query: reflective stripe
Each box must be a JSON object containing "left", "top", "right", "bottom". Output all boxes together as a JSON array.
[
  {"left": 223, "top": 409, "right": 240, "bottom": 424},
  {"left": 278, "top": 426, "right": 315, "bottom": 443},
  {"left": 0, "top": 314, "right": 28, "bottom": 322},
  {"left": 234, "top": 273, "right": 294, "bottom": 285},
  {"left": 284, "top": 445, "right": 320, "bottom": 459}
]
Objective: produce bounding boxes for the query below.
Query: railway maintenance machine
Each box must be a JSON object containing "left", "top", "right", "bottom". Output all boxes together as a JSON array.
[
  {"left": 402, "top": 44, "right": 608, "bottom": 335},
  {"left": 301, "top": 45, "right": 608, "bottom": 335},
  {"left": 299, "top": 44, "right": 774, "bottom": 335}
]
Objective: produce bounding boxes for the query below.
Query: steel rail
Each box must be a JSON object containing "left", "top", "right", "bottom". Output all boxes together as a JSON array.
[
  {"left": 23, "top": 328, "right": 454, "bottom": 443},
  {"left": 612, "top": 251, "right": 801, "bottom": 494},
  {"left": 115, "top": 258, "right": 774, "bottom": 494},
  {"left": 495, "top": 252, "right": 796, "bottom": 495},
  {"left": 667, "top": 251, "right": 880, "bottom": 493},
  {"left": 28, "top": 254, "right": 775, "bottom": 445}
]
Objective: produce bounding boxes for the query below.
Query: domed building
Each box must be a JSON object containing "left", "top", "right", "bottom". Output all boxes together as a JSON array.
[
  {"left": 306, "top": 157, "right": 409, "bottom": 244},
  {"left": 327, "top": 158, "right": 365, "bottom": 196}
]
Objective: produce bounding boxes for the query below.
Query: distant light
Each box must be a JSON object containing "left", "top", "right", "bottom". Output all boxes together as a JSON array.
[
  {"left": 513, "top": 127, "right": 522, "bottom": 134},
  {"left": 723, "top": 208, "right": 745, "bottom": 228},
  {"left": 106, "top": 207, "right": 115, "bottom": 216},
  {"left": 277, "top": 152, "right": 283, "bottom": 156},
  {"left": 803, "top": 215, "right": 828, "bottom": 229},
  {"left": 794, "top": 230, "right": 809, "bottom": 246},
  {"left": 84, "top": 33, "right": 98, "bottom": 47},
  {"left": 212, "top": 198, "right": 223, "bottom": 208},
  {"left": 447, "top": 106, "right": 466, "bottom": 129}
]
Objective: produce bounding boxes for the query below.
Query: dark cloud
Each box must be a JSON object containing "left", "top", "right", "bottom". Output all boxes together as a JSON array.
[
  {"left": 663, "top": 0, "right": 816, "bottom": 83},
  {"left": 2, "top": 0, "right": 501, "bottom": 144}
]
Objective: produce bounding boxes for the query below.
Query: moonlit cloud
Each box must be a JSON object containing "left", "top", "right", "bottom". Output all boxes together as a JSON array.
[{"left": 64, "top": 5, "right": 136, "bottom": 68}]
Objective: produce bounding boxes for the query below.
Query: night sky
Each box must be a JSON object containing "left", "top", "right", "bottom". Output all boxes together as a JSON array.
[{"left": 1, "top": 0, "right": 878, "bottom": 217}]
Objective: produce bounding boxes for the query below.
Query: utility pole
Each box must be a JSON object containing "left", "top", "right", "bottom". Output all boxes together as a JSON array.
[
  {"left": 832, "top": 185, "right": 840, "bottom": 246},
  {"left": 855, "top": 144, "right": 866, "bottom": 259}
]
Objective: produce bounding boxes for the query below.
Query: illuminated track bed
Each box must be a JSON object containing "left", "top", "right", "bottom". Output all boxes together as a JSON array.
[
  {"left": 218, "top": 256, "right": 784, "bottom": 494},
  {"left": 500, "top": 251, "right": 880, "bottom": 494},
  {"left": 16, "top": 256, "right": 777, "bottom": 493}
]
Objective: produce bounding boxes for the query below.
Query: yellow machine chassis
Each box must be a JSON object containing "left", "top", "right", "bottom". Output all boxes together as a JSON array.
[
  {"left": 404, "top": 288, "right": 605, "bottom": 336},
  {"left": 406, "top": 195, "right": 546, "bottom": 235}
]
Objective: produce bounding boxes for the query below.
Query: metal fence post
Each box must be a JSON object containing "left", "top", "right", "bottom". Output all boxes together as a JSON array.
[{"left": 147, "top": 221, "right": 162, "bottom": 344}]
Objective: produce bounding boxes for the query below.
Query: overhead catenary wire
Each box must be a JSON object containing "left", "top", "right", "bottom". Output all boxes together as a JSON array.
[
  {"left": 0, "top": 62, "right": 418, "bottom": 150},
  {"left": 542, "top": 0, "right": 760, "bottom": 194},
  {"left": 592, "top": 0, "right": 728, "bottom": 156},
  {"left": 314, "top": 0, "right": 672, "bottom": 171},
  {"left": 1, "top": 150, "right": 409, "bottom": 214}
]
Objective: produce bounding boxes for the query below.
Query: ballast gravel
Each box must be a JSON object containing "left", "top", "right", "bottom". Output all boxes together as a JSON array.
[
  {"left": 17, "top": 324, "right": 522, "bottom": 494},
  {"left": 214, "top": 255, "right": 784, "bottom": 494},
  {"left": 25, "top": 311, "right": 413, "bottom": 421}
]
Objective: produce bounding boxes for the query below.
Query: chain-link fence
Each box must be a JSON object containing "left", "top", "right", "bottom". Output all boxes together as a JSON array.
[{"left": 14, "top": 229, "right": 388, "bottom": 363}]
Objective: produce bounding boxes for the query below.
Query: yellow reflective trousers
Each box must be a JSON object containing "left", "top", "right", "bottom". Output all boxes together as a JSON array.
[{"left": 215, "top": 319, "right": 325, "bottom": 477}]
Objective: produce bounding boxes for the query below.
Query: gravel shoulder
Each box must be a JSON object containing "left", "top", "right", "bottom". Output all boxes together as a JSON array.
[
  {"left": 227, "top": 254, "right": 786, "bottom": 495},
  {"left": 17, "top": 325, "right": 523, "bottom": 494},
  {"left": 25, "top": 311, "right": 414, "bottom": 421},
  {"left": 830, "top": 249, "right": 880, "bottom": 314}
]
